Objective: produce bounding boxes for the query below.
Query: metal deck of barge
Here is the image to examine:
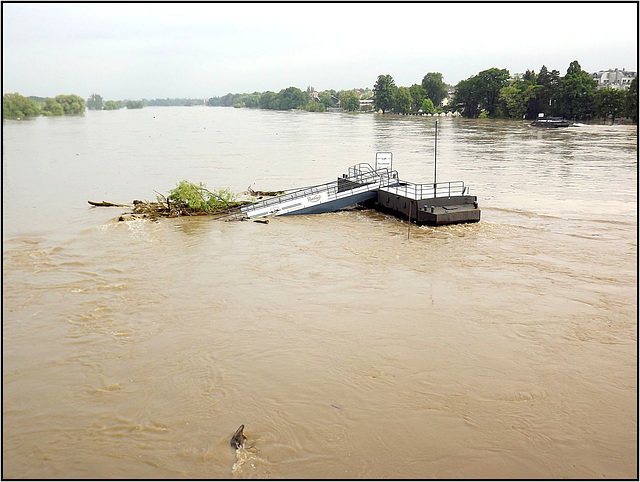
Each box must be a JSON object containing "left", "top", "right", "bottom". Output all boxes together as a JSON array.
[{"left": 375, "top": 180, "right": 481, "bottom": 226}]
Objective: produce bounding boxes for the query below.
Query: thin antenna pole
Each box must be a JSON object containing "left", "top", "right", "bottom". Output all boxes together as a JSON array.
[{"left": 434, "top": 120, "right": 438, "bottom": 191}]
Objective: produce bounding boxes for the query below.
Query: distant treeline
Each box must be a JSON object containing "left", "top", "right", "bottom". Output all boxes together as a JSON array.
[
  {"left": 206, "top": 86, "right": 360, "bottom": 113},
  {"left": 87, "top": 95, "right": 206, "bottom": 110},
  {"left": 370, "top": 61, "right": 637, "bottom": 123},
  {"left": 147, "top": 98, "right": 205, "bottom": 106},
  {"left": 447, "top": 61, "right": 637, "bottom": 123},
  {"left": 3, "top": 60, "right": 637, "bottom": 123},
  {"left": 207, "top": 61, "right": 637, "bottom": 123},
  {"left": 2, "top": 94, "right": 207, "bottom": 119},
  {"left": 3, "top": 94, "right": 86, "bottom": 118}
]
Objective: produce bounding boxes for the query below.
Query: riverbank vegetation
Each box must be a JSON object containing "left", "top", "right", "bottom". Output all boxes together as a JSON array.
[
  {"left": 205, "top": 86, "right": 377, "bottom": 113},
  {"left": 3, "top": 93, "right": 86, "bottom": 118},
  {"left": 2, "top": 93, "right": 41, "bottom": 119},
  {"left": 41, "top": 94, "right": 86, "bottom": 116},
  {"left": 4, "top": 60, "right": 636, "bottom": 123},
  {"left": 368, "top": 61, "right": 637, "bottom": 123},
  {"left": 449, "top": 62, "right": 637, "bottom": 123},
  {"left": 202, "top": 60, "right": 635, "bottom": 123},
  {"left": 2, "top": 92, "right": 151, "bottom": 118},
  {"left": 3, "top": 93, "right": 213, "bottom": 118}
]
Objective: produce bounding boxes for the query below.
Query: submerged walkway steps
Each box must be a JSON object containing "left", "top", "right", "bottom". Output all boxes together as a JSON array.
[{"left": 240, "top": 159, "right": 480, "bottom": 226}]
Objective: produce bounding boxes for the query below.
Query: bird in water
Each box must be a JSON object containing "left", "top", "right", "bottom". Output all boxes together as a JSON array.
[{"left": 230, "top": 425, "right": 247, "bottom": 450}]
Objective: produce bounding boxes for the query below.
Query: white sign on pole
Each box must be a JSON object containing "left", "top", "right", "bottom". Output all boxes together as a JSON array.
[{"left": 375, "top": 152, "right": 393, "bottom": 172}]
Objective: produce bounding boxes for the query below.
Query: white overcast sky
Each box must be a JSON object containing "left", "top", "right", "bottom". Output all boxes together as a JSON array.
[{"left": 2, "top": 2, "right": 638, "bottom": 100}]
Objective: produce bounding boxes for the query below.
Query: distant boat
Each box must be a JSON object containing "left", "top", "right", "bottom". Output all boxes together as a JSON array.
[{"left": 531, "top": 116, "right": 572, "bottom": 128}]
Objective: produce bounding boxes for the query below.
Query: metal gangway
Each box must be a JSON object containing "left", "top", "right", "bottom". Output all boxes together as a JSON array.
[{"left": 241, "top": 163, "right": 399, "bottom": 219}]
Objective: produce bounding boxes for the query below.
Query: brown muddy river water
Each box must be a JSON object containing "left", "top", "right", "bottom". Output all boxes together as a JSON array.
[{"left": 2, "top": 108, "right": 637, "bottom": 479}]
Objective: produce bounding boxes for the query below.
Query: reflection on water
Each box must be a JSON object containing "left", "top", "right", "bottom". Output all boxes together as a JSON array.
[{"left": 2, "top": 109, "right": 637, "bottom": 478}]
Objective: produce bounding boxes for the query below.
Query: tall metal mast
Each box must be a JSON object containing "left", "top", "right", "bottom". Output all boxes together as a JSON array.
[{"left": 434, "top": 120, "right": 438, "bottom": 191}]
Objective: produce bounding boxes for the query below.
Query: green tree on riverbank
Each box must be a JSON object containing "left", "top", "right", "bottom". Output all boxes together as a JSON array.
[
  {"left": 338, "top": 90, "right": 360, "bottom": 111},
  {"left": 394, "top": 86, "right": 413, "bottom": 114},
  {"left": 3, "top": 93, "right": 41, "bottom": 119},
  {"left": 625, "top": 77, "right": 638, "bottom": 123},
  {"left": 452, "top": 76, "right": 482, "bottom": 118},
  {"left": 497, "top": 70, "right": 539, "bottom": 118},
  {"left": 41, "top": 94, "right": 85, "bottom": 116},
  {"left": 453, "top": 68, "right": 510, "bottom": 118},
  {"left": 421, "top": 73, "right": 448, "bottom": 107},
  {"left": 553, "top": 61, "right": 598, "bottom": 120},
  {"left": 373, "top": 74, "right": 397, "bottom": 113},
  {"left": 87, "top": 93, "right": 104, "bottom": 110},
  {"left": 103, "top": 100, "right": 120, "bottom": 110},
  {"left": 126, "top": 100, "right": 145, "bottom": 109},
  {"left": 536, "top": 66, "right": 561, "bottom": 116},
  {"left": 409, "top": 84, "right": 426, "bottom": 112},
  {"left": 276, "top": 87, "right": 308, "bottom": 110},
  {"left": 421, "top": 98, "right": 435, "bottom": 114},
  {"left": 594, "top": 87, "right": 626, "bottom": 124}
]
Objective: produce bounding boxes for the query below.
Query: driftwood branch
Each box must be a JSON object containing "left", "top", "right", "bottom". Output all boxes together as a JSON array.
[
  {"left": 153, "top": 190, "right": 168, "bottom": 202},
  {"left": 88, "top": 200, "right": 130, "bottom": 207}
]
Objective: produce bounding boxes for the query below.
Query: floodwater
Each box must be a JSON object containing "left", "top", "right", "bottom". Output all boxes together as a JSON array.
[{"left": 2, "top": 107, "right": 637, "bottom": 479}]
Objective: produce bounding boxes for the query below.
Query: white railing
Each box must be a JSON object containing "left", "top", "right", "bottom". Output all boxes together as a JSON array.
[
  {"left": 380, "top": 180, "right": 466, "bottom": 200},
  {"left": 241, "top": 164, "right": 396, "bottom": 216}
]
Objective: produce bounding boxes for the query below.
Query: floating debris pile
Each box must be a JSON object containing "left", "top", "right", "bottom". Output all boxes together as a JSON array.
[{"left": 88, "top": 180, "right": 283, "bottom": 221}]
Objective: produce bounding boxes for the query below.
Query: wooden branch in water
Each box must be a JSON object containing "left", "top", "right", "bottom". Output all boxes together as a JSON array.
[
  {"left": 247, "top": 186, "right": 285, "bottom": 198},
  {"left": 88, "top": 200, "right": 130, "bottom": 207}
]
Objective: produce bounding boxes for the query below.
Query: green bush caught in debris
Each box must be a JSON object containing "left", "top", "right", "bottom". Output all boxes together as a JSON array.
[{"left": 167, "top": 180, "right": 237, "bottom": 213}]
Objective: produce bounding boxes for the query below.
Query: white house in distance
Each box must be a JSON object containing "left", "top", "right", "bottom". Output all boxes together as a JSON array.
[{"left": 590, "top": 68, "right": 637, "bottom": 89}]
